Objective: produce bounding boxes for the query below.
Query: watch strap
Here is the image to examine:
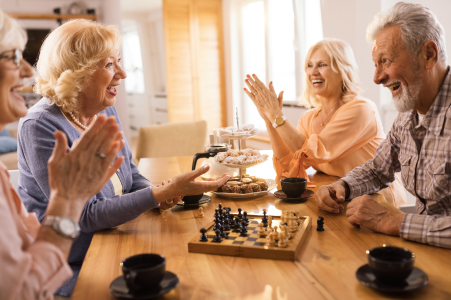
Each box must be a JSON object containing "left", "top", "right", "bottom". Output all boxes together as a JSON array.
[
  {"left": 272, "top": 116, "right": 287, "bottom": 128},
  {"left": 42, "top": 215, "right": 80, "bottom": 239}
]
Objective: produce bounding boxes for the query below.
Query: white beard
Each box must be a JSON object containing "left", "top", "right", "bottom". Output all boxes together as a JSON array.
[{"left": 393, "top": 64, "right": 422, "bottom": 113}]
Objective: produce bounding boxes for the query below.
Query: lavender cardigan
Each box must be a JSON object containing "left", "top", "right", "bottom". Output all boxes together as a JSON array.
[{"left": 17, "top": 98, "right": 159, "bottom": 296}]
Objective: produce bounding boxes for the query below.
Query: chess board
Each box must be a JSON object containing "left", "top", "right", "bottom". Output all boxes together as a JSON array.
[{"left": 188, "top": 214, "right": 311, "bottom": 261}]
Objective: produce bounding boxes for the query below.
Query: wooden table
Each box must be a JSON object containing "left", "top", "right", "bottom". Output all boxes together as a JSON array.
[{"left": 72, "top": 151, "right": 451, "bottom": 300}]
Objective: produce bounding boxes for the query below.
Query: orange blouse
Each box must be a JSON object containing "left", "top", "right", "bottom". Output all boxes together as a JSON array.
[{"left": 273, "top": 98, "right": 406, "bottom": 207}]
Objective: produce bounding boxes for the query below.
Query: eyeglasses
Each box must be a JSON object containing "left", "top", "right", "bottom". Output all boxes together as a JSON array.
[{"left": 0, "top": 49, "right": 22, "bottom": 68}]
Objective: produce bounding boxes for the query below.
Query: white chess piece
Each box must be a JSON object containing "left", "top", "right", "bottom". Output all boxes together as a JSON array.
[
  {"left": 199, "top": 207, "right": 204, "bottom": 217},
  {"left": 278, "top": 231, "right": 287, "bottom": 247},
  {"left": 257, "top": 222, "right": 265, "bottom": 235},
  {"left": 273, "top": 226, "right": 279, "bottom": 240},
  {"left": 268, "top": 215, "right": 273, "bottom": 228},
  {"left": 266, "top": 233, "right": 275, "bottom": 247}
]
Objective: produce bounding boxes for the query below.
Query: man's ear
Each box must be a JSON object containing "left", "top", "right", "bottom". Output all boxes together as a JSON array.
[{"left": 422, "top": 40, "right": 439, "bottom": 70}]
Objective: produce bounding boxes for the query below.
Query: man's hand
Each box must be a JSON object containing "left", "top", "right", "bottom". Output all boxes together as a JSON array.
[
  {"left": 316, "top": 180, "right": 348, "bottom": 213},
  {"left": 346, "top": 195, "right": 403, "bottom": 236}
]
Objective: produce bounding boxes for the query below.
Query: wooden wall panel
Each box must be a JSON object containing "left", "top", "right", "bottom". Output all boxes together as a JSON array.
[
  {"left": 163, "top": 0, "right": 195, "bottom": 122},
  {"left": 163, "top": 0, "right": 226, "bottom": 133}
]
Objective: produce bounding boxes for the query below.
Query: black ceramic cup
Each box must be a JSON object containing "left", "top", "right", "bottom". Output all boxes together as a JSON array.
[
  {"left": 280, "top": 177, "right": 307, "bottom": 198},
  {"left": 367, "top": 245, "right": 415, "bottom": 283},
  {"left": 121, "top": 253, "right": 166, "bottom": 291},
  {"left": 182, "top": 193, "right": 203, "bottom": 205}
]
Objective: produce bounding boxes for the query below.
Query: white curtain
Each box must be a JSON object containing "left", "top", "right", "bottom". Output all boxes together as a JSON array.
[{"left": 292, "top": 0, "right": 323, "bottom": 99}]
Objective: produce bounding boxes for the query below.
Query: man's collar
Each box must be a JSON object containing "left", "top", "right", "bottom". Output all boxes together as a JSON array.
[{"left": 402, "top": 66, "right": 451, "bottom": 135}]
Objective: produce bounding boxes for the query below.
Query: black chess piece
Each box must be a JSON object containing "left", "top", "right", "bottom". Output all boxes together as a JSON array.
[
  {"left": 237, "top": 208, "right": 243, "bottom": 219},
  {"left": 224, "top": 215, "right": 231, "bottom": 231},
  {"left": 243, "top": 211, "right": 249, "bottom": 223},
  {"left": 218, "top": 203, "right": 223, "bottom": 212},
  {"left": 199, "top": 228, "right": 208, "bottom": 242},
  {"left": 212, "top": 229, "right": 222, "bottom": 242},
  {"left": 234, "top": 216, "right": 241, "bottom": 227},
  {"left": 214, "top": 208, "right": 219, "bottom": 219},
  {"left": 262, "top": 210, "right": 268, "bottom": 225},
  {"left": 239, "top": 220, "right": 248, "bottom": 236},
  {"left": 218, "top": 223, "right": 228, "bottom": 238},
  {"left": 317, "top": 216, "right": 325, "bottom": 231},
  {"left": 229, "top": 218, "right": 236, "bottom": 228},
  {"left": 213, "top": 217, "right": 221, "bottom": 231}
]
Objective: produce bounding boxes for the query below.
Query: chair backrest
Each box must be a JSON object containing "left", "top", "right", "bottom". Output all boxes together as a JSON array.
[
  {"left": 135, "top": 120, "right": 207, "bottom": 161},
  {"left": 8, "top": 169, "right": 19, "bottom": 191}
]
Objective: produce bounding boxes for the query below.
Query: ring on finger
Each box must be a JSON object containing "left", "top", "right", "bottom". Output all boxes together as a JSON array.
[
  {"left": 166, "top": 199, "right": 173, "bottom": 204},
  {"left": 96, "top": 152, "right": 106, "bottom": 159},
  {"left": 253, "top": 91, "right": 258, "bottom": 96}
]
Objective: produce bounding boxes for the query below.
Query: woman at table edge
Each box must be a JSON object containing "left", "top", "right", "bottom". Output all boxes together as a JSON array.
[
  {"left": 0, "top": 10, "right": 126, "bottom": 300},
  {"left": 244, "top": 38, "right": 406, "bottom": 208},
  {"left": 17, "top": 19, "right": 229, "bottom": 297}
]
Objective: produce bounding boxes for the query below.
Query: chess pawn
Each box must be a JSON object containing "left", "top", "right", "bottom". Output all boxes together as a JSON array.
[
  {"left": 288, "top": 220, "right": 296, "bottom": 232},
  {"left": 265, "top": 233, "right": 276, "bottom": 247},
  {"left": 237, "top": 208, "right": 243, "bottom": 219},
  {"left": 262, "top": 208, "right": 268, "bottom": 225},
  {"left": 278, "top": 232, "right": 287, "bottom": 248},
  {"left": 273, "top": 226, "right": 279, "bottom": 240},
  {"left": 268, "top": 215, "right": 272, "bottom": 228},
  {"left": 257, "top": 222, "right": 265, "bottom": 235}
]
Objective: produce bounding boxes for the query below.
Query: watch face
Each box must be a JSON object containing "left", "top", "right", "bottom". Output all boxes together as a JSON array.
[
  {"left": 59, "top": 218, "right": 76, "bottom": 236},
  {"left": 276, "top": 117, "right": 285, "bottom": 126}
]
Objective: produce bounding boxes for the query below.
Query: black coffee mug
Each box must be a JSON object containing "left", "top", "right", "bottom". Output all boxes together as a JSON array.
[
  {"left": 121, "top": 253, "right": 166, "bottom": 291},
  {"left": 367, "top": 245, "right": 415, "bottom": 283},
  {"left": 182, "top": 194, "right": 204, "bottom": 205},
  {"left": 280, "top": 177, "right": 307, "bottom": 198}
]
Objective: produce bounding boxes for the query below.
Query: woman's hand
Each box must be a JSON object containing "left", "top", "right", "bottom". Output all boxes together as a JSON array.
[
  {"left": 244, "top": 74, "right": 284, "bottom": 123},
  {"left": 47, "top": 115, "right": 124, "bottom": 218},
  {"left": 152, "top": 165, "right": 230, "bottom": 202},
  {"left": 157, "top": 178, "right": 181, "bottom": 210}
]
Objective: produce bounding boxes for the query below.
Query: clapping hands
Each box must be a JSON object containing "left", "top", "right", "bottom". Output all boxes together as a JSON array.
[
  {"left": 243, "top": 74, "right": 284, "bottom": 123},
  {"left": 47, "top": 115, "right": 124, "bottom": 218}
]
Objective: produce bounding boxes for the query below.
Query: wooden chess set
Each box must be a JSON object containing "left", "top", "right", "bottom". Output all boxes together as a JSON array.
[{"left": 188, "top": 206, "right": 311, "bottom": 261}]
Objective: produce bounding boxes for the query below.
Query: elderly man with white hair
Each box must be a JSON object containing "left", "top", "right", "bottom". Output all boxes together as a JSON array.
[{"left": 316, "top": 2, "right": 451, "bottom": 249}]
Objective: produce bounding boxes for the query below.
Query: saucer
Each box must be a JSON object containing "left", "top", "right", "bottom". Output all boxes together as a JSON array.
[
  {"left": 356, "top": 264, "right": 428, "bottom": 292},
  {"left": 273, "top": 189, "right": 314, "bottom": 202},
  {"left": 109, "top": 271, "right": 179, "bottom": 299},
  {"left": 177, "top": 194, "right": 212, "bottom": 207}
]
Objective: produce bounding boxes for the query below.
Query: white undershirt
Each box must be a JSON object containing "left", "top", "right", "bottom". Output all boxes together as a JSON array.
[{"left": 418, "top": 113, "right": 426, "bottom": 123}]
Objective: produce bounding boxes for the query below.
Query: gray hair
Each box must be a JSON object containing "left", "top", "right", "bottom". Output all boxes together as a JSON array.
[
  {"left": 0, "top": 10, "right": 27, "bottom": 54},
  {"left": 367, "top": 2, "right": 447, "bottom": 66}
]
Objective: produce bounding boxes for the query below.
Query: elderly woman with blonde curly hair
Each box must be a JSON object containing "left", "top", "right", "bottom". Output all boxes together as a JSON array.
[
  {"left": 18, "top": 19, "right": 229, "bottom": 297},
  {"left": 244, "top": 38, "right": 405, "bottom": 209}
]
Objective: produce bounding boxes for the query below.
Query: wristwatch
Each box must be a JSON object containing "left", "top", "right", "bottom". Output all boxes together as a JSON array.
[
  {"left": 272, "top": 115, "right": 287, "bottom": 128},
  {"left": 42, "top": 216, "right": 80, "bottom": 239}
]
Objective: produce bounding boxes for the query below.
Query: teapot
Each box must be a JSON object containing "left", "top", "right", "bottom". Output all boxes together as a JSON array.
[{"left": 192, "top": 144, "right": 237, "bottom": 180}]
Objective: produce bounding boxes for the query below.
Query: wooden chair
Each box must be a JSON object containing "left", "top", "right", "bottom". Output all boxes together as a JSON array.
[{"left": 134, "top": 121, "right": 207, "bottom": 162}]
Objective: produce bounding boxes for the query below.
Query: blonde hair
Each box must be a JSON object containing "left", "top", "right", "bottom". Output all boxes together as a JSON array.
[
  {"left": 0, "top": 10, "right": 27, "bottom": 54},
  {"left": 301, "top": 38, "right": 362, "bottom": 108},
  {"left": 35, "top": 19, "right": 121, "bottom": 113}
]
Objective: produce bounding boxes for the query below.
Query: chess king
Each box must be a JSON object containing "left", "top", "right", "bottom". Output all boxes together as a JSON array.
[{"left": 317, "top": 2, "right": 451, "bottom": 249}]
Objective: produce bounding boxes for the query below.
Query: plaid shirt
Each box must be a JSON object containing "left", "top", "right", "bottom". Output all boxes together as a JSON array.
[{"left": 342, "top": 67, "right": 451, "bottom": 249}]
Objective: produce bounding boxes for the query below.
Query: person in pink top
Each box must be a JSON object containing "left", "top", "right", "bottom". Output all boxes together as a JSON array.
[
  {"left": 0, "top": 11, "right": 125, "bottom": 300},
  {"left": 244, "top": 38, "right": 406, "bottom": 208}
]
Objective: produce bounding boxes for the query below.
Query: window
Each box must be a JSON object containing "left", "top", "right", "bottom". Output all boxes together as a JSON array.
[
  {"left": 122, "top": 20, "right": 145, "bottom": 94},
  {"left": 233, "top": 0, "right": 323, "bottom": 130}
]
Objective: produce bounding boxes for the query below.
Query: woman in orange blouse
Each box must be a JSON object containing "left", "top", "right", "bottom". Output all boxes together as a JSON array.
[{"left": 244, "top": 38, "right": 405, "bottom": 208}]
